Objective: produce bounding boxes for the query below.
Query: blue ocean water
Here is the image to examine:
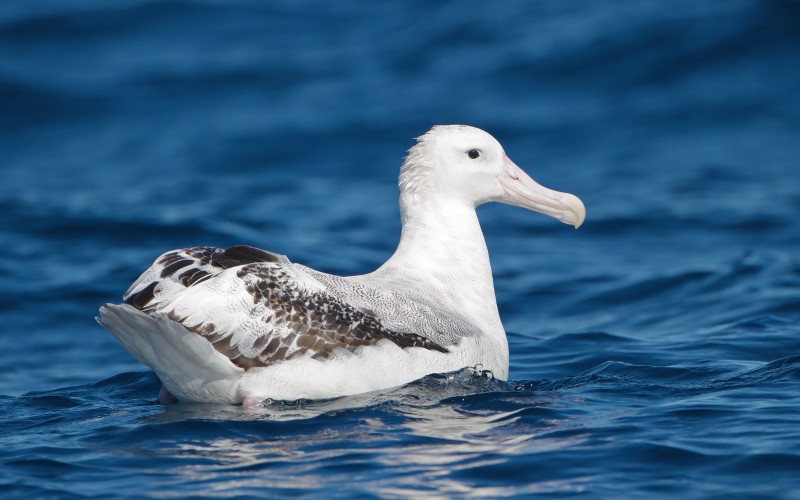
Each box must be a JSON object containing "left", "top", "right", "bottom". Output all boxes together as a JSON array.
[{"left": 1, "top": 0, "right": 799, "bottom": 497}]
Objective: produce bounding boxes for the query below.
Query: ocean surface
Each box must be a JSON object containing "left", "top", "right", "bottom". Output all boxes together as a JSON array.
[{"left": 2, "top": 0, "right": 799, "bottom": 497}]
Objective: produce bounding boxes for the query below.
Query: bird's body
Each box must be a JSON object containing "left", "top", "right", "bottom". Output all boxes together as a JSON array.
[{"left": 98, "top": 125, "right": 585, "bottom": 403}]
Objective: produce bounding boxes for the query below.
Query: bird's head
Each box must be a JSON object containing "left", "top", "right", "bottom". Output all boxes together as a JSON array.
[{"left": 399, "top": 125, "right": 586, "bottom": 228}]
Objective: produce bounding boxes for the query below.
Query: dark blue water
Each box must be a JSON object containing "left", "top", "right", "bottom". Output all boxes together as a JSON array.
[{"left": 2, "top": 0, "right": 799, "bottom": 497}]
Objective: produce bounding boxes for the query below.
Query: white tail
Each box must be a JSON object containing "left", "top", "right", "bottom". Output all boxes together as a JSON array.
[{"left": 97, "top": 304, "right": 243, "bottom": 402}]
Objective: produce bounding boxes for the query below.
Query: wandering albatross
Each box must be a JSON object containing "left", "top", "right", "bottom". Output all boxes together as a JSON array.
[{"left": 98, "top": 125, "right": 586, "bottom": 404}]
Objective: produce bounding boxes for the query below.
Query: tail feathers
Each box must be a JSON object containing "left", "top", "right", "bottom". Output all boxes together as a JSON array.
[{"left": 97, "top": 303, "right": 244, "bottom": 403}]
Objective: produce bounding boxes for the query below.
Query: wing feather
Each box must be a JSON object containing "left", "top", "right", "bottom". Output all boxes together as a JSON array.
[
  {"left": 124, "top": 245, "right": 288, "bottom": 311},
  {"left": 123, "top": 247, "right": 448, "bottom": 370}
]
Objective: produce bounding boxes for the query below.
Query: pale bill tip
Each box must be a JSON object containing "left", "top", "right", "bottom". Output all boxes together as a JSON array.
[{"left": 561, "top": 193, "right": 586, "bottom": 229}]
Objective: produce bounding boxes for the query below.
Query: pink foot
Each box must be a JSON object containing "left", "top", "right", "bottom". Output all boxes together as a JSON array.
[
  {"left": 242, "top": 397, "right": 262, "bottom": 409},
  {"left": 159, "top": 386, "right": 177, "bottom": 404}
]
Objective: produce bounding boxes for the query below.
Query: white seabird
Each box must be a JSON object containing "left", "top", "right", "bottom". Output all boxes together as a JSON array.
[{"left": 98, "top": 125, "right": 586, "bottom": 404}]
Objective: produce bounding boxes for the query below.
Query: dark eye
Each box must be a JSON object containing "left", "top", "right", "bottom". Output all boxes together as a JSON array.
[{"left": 467, "top": 149, "right": 480, "bottom": 159}]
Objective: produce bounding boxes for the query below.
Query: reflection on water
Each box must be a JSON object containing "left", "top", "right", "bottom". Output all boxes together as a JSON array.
[{"left": 140, "top": 371, "right": 593, "bottom": 496}]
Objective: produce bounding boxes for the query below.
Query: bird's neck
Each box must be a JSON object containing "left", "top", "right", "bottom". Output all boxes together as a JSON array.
[{"left": 376, "top": 197, "right": 501, "bottom": 326}]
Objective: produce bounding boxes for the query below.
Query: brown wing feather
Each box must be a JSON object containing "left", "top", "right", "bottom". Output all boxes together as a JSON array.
[
  {"left": 164, "top": 263, "right": 449, "bottom": 370},
  {"left": 124, "top": 245, "right": 287, "bottom": 311}
]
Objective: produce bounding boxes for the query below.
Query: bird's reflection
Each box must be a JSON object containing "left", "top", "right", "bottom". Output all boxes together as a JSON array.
[{"left": 140, "top": 370, "right": 591, "bottom": 496}]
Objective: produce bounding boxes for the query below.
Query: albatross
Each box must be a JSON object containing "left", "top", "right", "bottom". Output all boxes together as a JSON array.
[{"left": 98, "top": 125, "right": 586, "bottom": 404}]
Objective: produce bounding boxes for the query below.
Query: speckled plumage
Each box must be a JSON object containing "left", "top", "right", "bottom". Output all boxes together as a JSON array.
[{"left": 125, "top": 250, "right": 449, "bottom": 370}]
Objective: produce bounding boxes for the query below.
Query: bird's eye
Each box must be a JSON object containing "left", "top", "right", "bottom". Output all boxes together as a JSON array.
[{"left": 467, "top": 149, "right": 481, "bottom": 159}]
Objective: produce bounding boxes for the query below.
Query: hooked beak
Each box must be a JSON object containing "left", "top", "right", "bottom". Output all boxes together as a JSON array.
[{"left": 497, "top": 156, "right": 586, "bottom": 228}]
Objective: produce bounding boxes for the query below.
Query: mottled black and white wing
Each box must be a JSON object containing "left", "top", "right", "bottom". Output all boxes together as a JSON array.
[
  {"left": 121, "top": 246, "right": 447, "bottom": 371},
  {"left": 124, "top": 245, "right": 288, "bottom": 311}
]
